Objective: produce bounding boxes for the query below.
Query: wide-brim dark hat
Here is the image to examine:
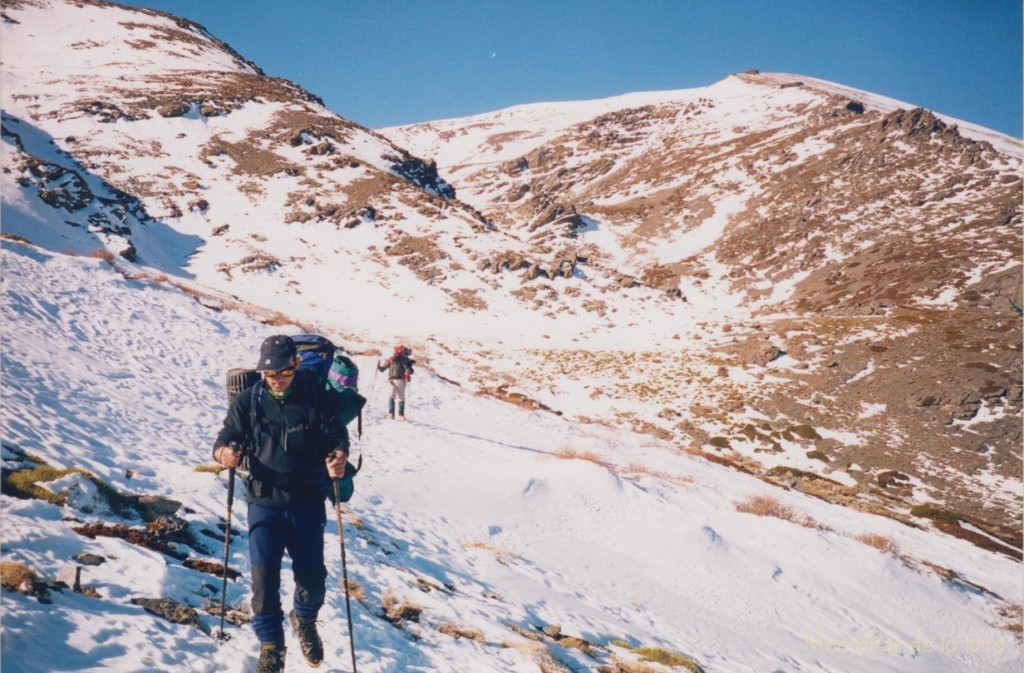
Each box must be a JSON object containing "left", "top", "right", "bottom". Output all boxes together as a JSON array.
[{"left": 256, "top": 335, "right": 297, "bottom": 371}]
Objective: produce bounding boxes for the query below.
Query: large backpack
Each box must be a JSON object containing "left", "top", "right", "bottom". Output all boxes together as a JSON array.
[{"left": 292, "top": 334, "right": 364, "bottom": 426}]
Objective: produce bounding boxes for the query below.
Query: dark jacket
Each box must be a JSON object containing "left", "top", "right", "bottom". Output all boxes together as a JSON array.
[
  {"left": 378, "top": 354, "right": 414, "bottom": 380},
  {"left": 214, "top": 370, "right": 349, "bottom": 507}
]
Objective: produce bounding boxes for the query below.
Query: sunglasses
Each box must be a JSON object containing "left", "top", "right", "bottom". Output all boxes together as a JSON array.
[{"left": 263, "top": 367, "right": 296, "bottom": 378}]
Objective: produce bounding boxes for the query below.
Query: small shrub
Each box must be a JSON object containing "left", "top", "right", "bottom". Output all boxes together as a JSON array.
[
  {"left": 708, "top": 436, "right": 731, "bottom": 449},
  {"left": 855, "top": 533, "right": 900, "bottom": 555},
  {"left": 806, "top": 450, "right": 829, "bottom": 463}
]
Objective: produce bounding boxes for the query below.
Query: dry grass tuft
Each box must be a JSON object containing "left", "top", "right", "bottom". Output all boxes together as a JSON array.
[
  {"left": 193, "top": 464, "right": 225, "bottom": 474},
  {"left": 0, "top": 561, "right": 38, "bottom": 593},
  {"left": 622, "top": 463, "right": 694, "bottom": 485},
  {"left": 550, "top": 446, "right": 611, "bottom": 468},
  {"left": 996, "top": 603, "right": 1023, "bottom": 641},
  {"left": 855, "top": 533, "right": 901, "bottom": 555},
  {"left": 505, "top": 622, "right": 545, "bottom": 642},
  {"left": 734, "top": 494, "right": 818, "bottom": 529},
  {"left": 87, "top": 248, "right": 117, "bottom": 263},
  {"left": 598, "top": 662, "right": 662, "bottom": 673},
  {"left": 381, "top": 588, "right": 424, "bottom": 625},
  {"left": 1, "top": 461, "right": 135, "bottom": 517},
  {"left": 634, "top": 646, "right": 705, "bottom": 672},
  {"left": 464, "top": 541, "right": 520, "bottom": 566},
  {"left": 342, "top": 578, "right": 365, "bottom": 602},
  {"left": 435, "top": 622, "right": 486, "bottom": 642},
  {"left": 504, "top": 640, "right": 577, "bottom": 673}
]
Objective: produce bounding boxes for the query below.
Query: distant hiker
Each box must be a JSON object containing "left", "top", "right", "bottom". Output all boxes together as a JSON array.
[
  {"left": 377, "top": 344, "right": 414, "bottom": 419},
  {"left": 213, "top": 335, "right": 349, "bottom": 673}
]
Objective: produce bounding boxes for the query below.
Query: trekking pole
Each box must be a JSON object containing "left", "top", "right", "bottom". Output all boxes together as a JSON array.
[
  {"left": 332, "top": 475, "right": 358, "bottom": 673},
  {"left": 214, "top": 441, "right": 240, "bottom": 643},
  {"left": 215, "top": 368, "right": 258, "bottom": 643}
]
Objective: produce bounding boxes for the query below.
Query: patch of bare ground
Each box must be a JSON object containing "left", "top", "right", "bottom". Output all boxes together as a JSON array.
[
  {"left": 446, "top": 288, "right": 488, "bottom": 311},
  {"left": 266, "top": 108, "right": 359, "bottom": 146},
  {"left": 284, "top": 172, "right": 395, "bottom": 226},
  {"left": 483, "top": 130, "right": 531, "bottom": 152},
  {"left": 384, "top": 233, "right": 448, "bottom": 282},
  {"left": 201, "top": 136, "right": 300, "bottom": 177},
  {"left": 477, "top": 385, "right": 559, "bottom": 414},
  {"left": 735, "top": 309, "right": 1021, "bottom": 535},
  {"left": 72, "top": 517, "right": 204, "bottom": 561}
]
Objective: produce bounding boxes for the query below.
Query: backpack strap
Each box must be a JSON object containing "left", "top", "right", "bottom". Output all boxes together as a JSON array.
[{"left": 250, "top": 380, "right": 265, "bottom": 432}]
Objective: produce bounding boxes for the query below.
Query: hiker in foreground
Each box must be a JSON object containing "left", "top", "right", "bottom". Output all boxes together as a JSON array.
[
  {"left": 213, "top": 335, "right": 349, "bottom": 673},
  {"left": 377, "top": 344, "right": 414, "bottom": 419}
]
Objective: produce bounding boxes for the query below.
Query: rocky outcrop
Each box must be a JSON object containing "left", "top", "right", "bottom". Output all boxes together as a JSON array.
[{"left": 390, "top": 156, "right": 455, "bottom": 199}]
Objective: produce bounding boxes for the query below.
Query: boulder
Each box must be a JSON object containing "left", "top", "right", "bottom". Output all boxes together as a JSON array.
[{"left": 57, "top": 565, "right": 81, "bottom": 592}]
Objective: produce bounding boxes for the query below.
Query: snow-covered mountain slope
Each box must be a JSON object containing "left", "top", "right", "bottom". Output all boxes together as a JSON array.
[
  {"left": 1, "top": 0, "right": 1020, "bottom": 620},
  {"left": 2, "top": 239, "right": 1022, "bottom": 672},
  {"left": 383, "top": 71, "right": 1023, "bottom": 532}
]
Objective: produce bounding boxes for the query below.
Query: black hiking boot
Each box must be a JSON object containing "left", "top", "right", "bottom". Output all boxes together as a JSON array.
[
  {"left": 289, "top": 610, "right": 323, "bottom": 668},
  {"left": 255, "top": 641, "right": 285, "bottom": 673}
]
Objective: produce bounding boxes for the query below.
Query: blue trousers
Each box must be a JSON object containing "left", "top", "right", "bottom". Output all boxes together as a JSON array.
[{"left": 247, "top": 500, "right": 328, "bottom": 643}]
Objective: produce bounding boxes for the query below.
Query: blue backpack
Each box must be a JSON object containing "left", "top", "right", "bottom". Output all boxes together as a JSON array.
[
  {"left": 291, "top": 334, "right": 359, "bottom": 391},
  {"left": 291, "top": 334, "right": 364, "bottom": 428}
]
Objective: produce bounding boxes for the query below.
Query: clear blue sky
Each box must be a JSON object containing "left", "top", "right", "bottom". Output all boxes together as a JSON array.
[{"left": 119, "top": 1, "right": 1022, "bottom": 137}]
